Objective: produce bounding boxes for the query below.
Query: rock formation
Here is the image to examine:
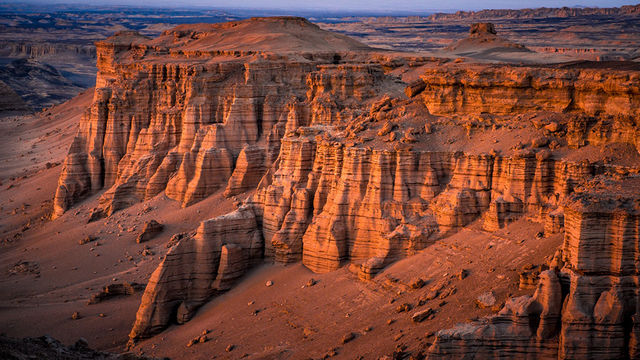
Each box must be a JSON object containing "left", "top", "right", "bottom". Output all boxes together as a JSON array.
[
  {"left": 130, "top": 135, "right": 638, "bottom": 339},
  {"left": 427, "top": 178, "right": 640, "bottom": 359},
  {"left": 49, "top": 18, "right": 640, "bottom": 355},
  {"left": 413, "top": 63, "right": 640, "bottom": 124},
  {"left": 53, "top": 18, "right": 381, "bottom": 219},
  {"left": 446, "top": 22, "right": 529, "bottom": 54},
  {"left": 136, "top": 220, "right": 163, "bottom": 243},
  {"left": 129, "top": 205, "right": 262, "bottom": 340}
]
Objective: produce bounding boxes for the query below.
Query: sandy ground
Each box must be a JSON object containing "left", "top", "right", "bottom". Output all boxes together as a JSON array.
[
  {"left": 127, "top": 218, "right": 560, "bottom": 359},
  {"left": 0, "top": 93, "right": 235, "bottom": 352}
]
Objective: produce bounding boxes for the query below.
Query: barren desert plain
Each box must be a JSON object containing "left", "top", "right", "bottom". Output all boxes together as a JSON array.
[{"left": 1, "top": 2, "right": 640, "bottom": 359}]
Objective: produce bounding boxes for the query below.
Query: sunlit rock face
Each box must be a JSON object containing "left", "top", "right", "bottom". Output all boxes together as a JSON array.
[
  {"left": 53, "top": 19, "right": 379, "bottom": 219},
  {"left": 427, "top": 180, "right": 640, "bottom": 360},
  {"left": 50, "top": 18, "right": 640, "bottom": 352},
  {"left": 129, "top": 205, "right": 262, "bottom": 339}
]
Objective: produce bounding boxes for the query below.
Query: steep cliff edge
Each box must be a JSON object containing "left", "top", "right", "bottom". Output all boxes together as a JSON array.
[
  {"left": 53, "top": 17, "right": 382, "bottom": 220},
  {"left": 408, "top": 62, "right": 640, "bottom": 154},
  {"left": 130, "top": 130, "right": 639, "bottom": 341},
  {"left": 414, "top": 63, "right": 640, "bottom": 121}
]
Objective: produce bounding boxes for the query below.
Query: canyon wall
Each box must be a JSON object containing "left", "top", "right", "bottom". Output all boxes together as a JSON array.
[
  {"left": 2, "top": 41, "right": 96, "bottom": 59},
  {"left": 415, "top": 64, "right": 640, "bottom": 119},
  {"left": 427, "top": 179, "right": 640, "bottom": 360},
  {"left": 254, "top": 137, "right": 599, "bottom": 275},
  {"left": 51, "top": 20, "right": 640, "bottom": 354},
  {"left": 53, "top": 26, "right": 389, "bottom": 219},
  {"left": 131, "top": 132, "right": 638, "bottom": 339},
  {"left": 409, "top": 63, "right": 640, "bottom": 153}
]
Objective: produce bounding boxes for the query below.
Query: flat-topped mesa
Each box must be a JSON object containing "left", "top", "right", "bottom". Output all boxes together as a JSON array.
[
  {"left": 427, "top": 178, "right": 640, "bottom": 360},
  {"left": 151, "top": 16, "right": 372, "bottom": 53},
  {"left": 52, "top": 17, "right": 383, "bottom": 219}
]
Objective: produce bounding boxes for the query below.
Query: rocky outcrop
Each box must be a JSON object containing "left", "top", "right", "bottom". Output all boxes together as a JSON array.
[
  {"left": 446, "top": 22, "right": 528, "bottom": 54},
  {"left": 54, "top": 19, "right": 640, "bottom": 221},
  {"left": 87, "top": 282, "right": 145, "bottom": 305},
  {"left": 255, "top": 136, "right": 605, "bottom": 274},
  {"left": 136, "top": 220, "right": 163, "bottom": 243},
  {"left": 224, "top": 145, "right": 266, "bottom": 197},
  {"left": 49, "top": 18, "right": 640, "bottom": 352},
  {"left": 470, "top": 23, "right": 497, "bottom": 36},
  {"left": 129, "top": 205, "right": 262, "bottom": 340},
  {"left": 414, "top": 64, "right": 640, "bottom": 120},
  {"left": 429, "top": 270, "right": 562, "bottom": 359},
  {"left": 410, "top": 63, "right": 640, "bottom": 153},
  {"left": 427, "top": 179, "right": 640, "bottom": 359},
  {"left": 131, "top": 133, "right": 639, "bottom": 338}
]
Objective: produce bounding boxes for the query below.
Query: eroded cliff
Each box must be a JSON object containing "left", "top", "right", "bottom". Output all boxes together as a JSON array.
[
  {"left": 427, "top": 177, "right": 640, "bottom": 360},
  {"left": 50, "top": 18, "right": 640, "bottom": 357},
  {"left": 53, "top": 18, "right": 388, "bottom": 219}
]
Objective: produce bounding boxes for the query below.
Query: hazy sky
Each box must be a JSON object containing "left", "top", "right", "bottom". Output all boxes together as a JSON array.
[{"left": 9, "top": 0, "right": 640, "bottom": 12}]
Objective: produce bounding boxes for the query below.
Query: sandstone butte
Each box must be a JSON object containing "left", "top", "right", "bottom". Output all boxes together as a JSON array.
[{"left": 50, "top": 17, "right": 640, "bottom": 359}]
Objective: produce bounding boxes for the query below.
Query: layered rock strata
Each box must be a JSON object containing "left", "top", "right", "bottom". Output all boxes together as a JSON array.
[
  {"left": 129, "top": 205, "right": 262, "bottom": 339},
  {"left": 50, "top": 19, "right": 640, "bottom": 352},
  {"left": 255, "top": 136, "right": 634, "bottom": 274},
  {"left": 427, "top": 180, "right": 640, "bottom": 359},
  {"left": 410, "top": 64, "right": 640, "bottom": 153},
  {"left": 131, "top": 130, "right": 640, "bottom": 338},
  {"left": 53, "top": 19, "right": 384, "bottom": 219},
  {"left": 415, "top": 65, "right": 640, "bottom": 119}
]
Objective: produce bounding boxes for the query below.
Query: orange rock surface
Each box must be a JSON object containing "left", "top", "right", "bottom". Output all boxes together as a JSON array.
[{"left": 45, "top": 18, "right": 640, "bottom": 357}]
